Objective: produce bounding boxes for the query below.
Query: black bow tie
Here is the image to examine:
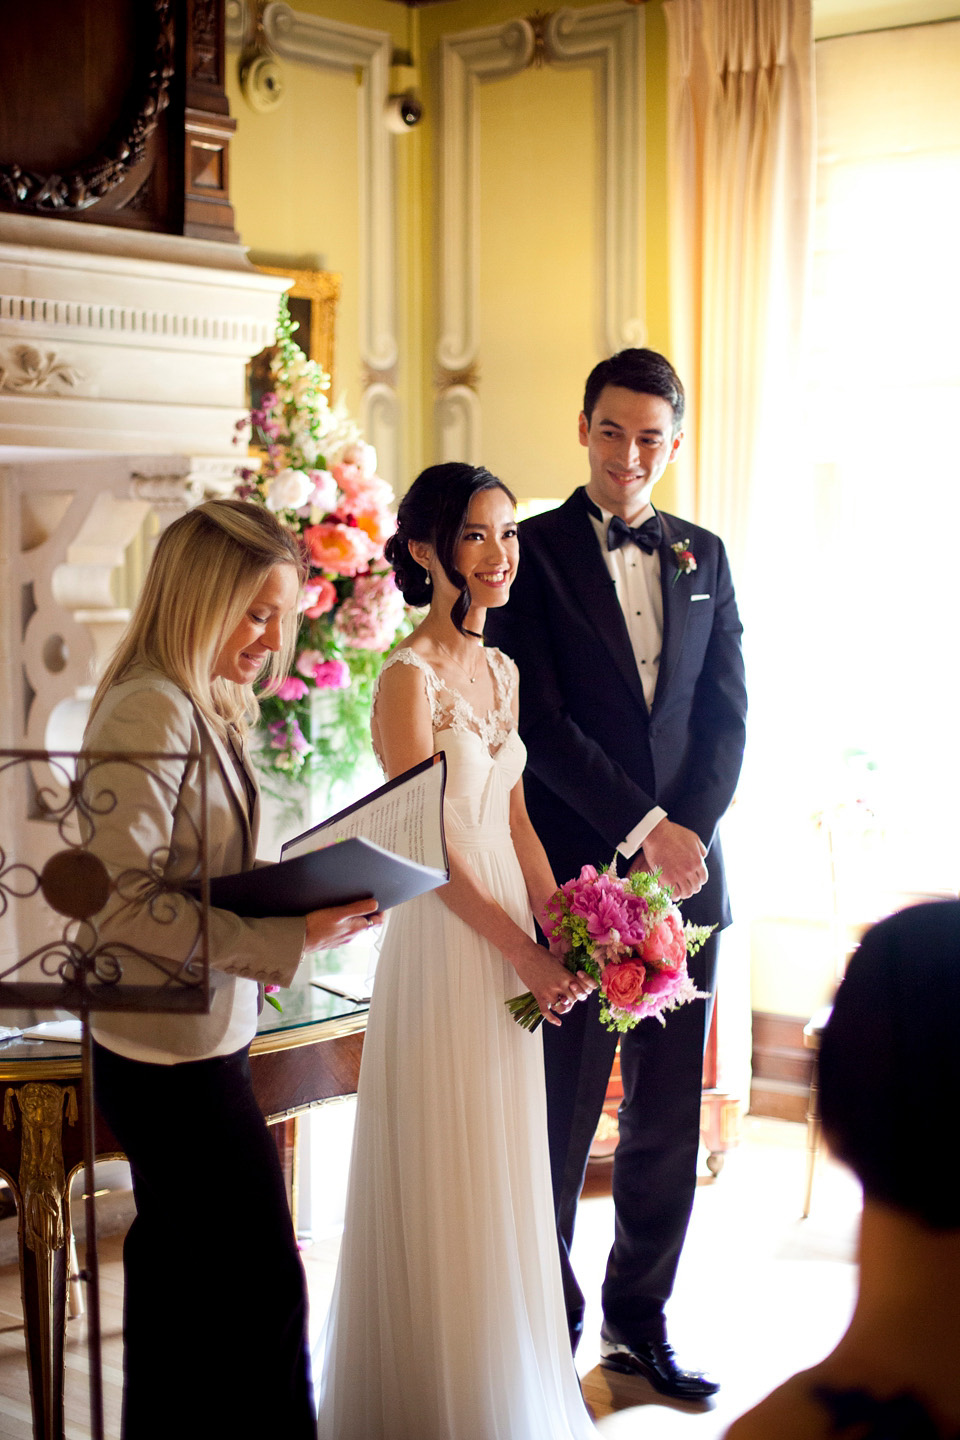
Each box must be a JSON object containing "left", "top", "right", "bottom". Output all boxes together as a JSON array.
[{"left": 606, "top": 513, "right": 662, "bottom": 553}]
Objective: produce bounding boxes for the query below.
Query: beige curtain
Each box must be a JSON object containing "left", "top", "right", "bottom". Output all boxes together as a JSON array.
[
  {"left": 664, "top": 0, "right": 814, "bottom": 589},
  {"left": 663, "top": 0, "right": 815, "bottom": 1109}
]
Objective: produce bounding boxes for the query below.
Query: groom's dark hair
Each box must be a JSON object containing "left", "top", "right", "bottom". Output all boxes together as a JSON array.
[{"left": 583, "top": 349, "right": 685, "bottom": 430}]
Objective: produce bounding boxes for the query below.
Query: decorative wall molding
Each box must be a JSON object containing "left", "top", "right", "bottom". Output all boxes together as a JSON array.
[
  {"left": 438, "top": 20, "right": 537, "bottom": 380},
  {"left": 545, "top": 4, "right": 646, "bottom": 356},
  {"left": 436, "top": 3, "right": 646, "bottom": 459},
  {"left": 261, "top": 3, "right": 397, "bottom": 376},
  {"left": 226, "top": 0, "right": 400, "bottom": 484}
]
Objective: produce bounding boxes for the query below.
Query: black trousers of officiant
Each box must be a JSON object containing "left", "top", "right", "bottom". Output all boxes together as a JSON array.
[
  {"left": 93, "top": 1042, "right": 315, "bottom": 1440},
  {"left": 543, "top": 931, "right": 719, "bottom": 1350}
]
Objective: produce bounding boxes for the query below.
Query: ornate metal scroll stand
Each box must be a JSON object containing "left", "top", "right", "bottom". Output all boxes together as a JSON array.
[{"left": 0, "top": 749, "right": 210, "bottom": 1440}]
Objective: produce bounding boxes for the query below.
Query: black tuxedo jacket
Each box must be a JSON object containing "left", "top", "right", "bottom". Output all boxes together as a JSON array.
[{"left": 486, "top": 487, "right": 747, "bottom": 932}]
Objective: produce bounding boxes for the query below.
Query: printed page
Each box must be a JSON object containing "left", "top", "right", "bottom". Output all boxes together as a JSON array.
[{"left": 282, "top": 756, "right": 446, "bottom": 871}]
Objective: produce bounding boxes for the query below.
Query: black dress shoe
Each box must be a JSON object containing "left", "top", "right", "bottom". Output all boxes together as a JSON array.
[{"left": 599, "top": 1337, "right": 720, "bottom": 1399}]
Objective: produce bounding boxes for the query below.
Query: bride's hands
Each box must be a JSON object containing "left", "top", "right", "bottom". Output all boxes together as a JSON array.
[{"left": 513, "top": 940, "right": 597, "bottom": 1027}]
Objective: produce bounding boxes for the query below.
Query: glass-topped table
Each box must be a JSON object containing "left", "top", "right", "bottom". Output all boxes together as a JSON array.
[{"left": 0, "top": 946, "right": 374, "bottom": 1440}]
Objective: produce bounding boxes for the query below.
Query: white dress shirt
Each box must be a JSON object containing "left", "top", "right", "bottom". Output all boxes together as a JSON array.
[{"left": 585, "top": 501, "right": 668, "bottom": 858}]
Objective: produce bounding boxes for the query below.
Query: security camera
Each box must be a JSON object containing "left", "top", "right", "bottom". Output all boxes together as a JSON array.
[{"left": 385, "top": 91, "right": 422, "bottom": 133}]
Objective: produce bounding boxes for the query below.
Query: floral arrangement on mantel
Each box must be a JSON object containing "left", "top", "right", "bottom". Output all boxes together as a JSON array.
[{"left": 234, "top": 296, "right": 409, "bottom": 802}]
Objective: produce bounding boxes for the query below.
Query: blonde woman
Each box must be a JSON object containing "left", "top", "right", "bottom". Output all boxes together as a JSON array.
[{"left": 82, "top": 500, "right": 378, "bottom": 1440}]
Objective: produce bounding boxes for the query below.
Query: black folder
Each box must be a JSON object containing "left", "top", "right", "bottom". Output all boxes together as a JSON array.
[{"left": 207, "top": 754, "right": 448, "bottom": 918}]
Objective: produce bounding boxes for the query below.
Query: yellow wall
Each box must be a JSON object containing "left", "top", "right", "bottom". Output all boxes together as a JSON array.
[{"left": 226, "top": 0, "right": 675, "bottom": 505}]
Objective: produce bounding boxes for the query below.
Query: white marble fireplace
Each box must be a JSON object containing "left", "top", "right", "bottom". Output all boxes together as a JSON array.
[{"left": 0, "top": 214, "right": 287, "bottom": 958}]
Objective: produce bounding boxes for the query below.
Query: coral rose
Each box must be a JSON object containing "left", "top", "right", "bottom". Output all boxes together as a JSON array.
[
  {"left": 300, "top": 577, "right": 337, "bottom": 618},
  {"left": 601, "top": 961, "right": 647, "bottom": 1008}
]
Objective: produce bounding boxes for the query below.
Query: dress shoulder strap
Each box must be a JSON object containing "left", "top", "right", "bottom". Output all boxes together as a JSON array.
[{"left": 373, "top": 647, "right": 444, "bottom": 726}]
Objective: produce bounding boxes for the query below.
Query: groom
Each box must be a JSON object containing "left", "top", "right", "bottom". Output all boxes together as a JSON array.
[{"left": 486, "top": 348, "right": 746, "bottom": 1399}]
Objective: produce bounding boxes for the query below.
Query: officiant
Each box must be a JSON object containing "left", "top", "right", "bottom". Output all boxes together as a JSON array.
[{"left": 81, "top": 498, "right": 380, "bottom": 1440}]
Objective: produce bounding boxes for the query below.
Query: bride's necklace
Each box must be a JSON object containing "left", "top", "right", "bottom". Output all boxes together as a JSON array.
[{"left": 435, "top": 636, "right": 482, "bottom": 684}]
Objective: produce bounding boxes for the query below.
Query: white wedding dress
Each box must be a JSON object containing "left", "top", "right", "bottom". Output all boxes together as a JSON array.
[{"left": 316, "top": 647, "right": 594, "bottom": 1440}]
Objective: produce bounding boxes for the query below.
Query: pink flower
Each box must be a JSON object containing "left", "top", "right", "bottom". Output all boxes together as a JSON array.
[
  {"left": 304, "top": 521, "right": 378, "bottom": 577},
  {"left": 352, "top": 503, "right": 396, "bottom": 551},
  {"left": 267, "top": 718, "right": 310, "bottom": 756},
  {"left": 601, "top": 961, "right": 648, "bottom": 1008},
  {"left": 274, "top": 675, "right": 308, "bottom": 702},
  {"left": 640, "top": 911, "right": 686, "bottom": 969},
  {"left": 312, "top": 658, "right": 351, "bottom": 690},
  {"left": 332, "top": 573, "right": 405, "bottom": 652},
  {"left": 295, "top": 649, "right": 324, "bottom": 680},
  {"left": 300, "top": 577, "right": 337, "bottom": 618}
]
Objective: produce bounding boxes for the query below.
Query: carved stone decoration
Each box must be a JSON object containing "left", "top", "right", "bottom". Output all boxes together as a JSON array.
[
  {"left": 3, "top": 1084, "right": 78, "bottom": 1255},
  {"left": 0, "top": 0, "right": 175, "bottom": 217},
  {"left": 0, "top": 346, "right": 85, "bottom": 395}
]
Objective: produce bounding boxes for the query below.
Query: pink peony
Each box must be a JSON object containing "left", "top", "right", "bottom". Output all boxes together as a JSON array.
[
  {"left": 273, "top": 675, "right": 308, "bottom": 702},
  {"left": 304, "top": 521, "right": 378, "bottom": 577},
  {"left": 640, "top": 911, "right": 686, "bottom": 969},
  {"left": 352, "top": 503, "right": 396, "bottom": 550},
  {"left": 312, "top": 658, "right": 351, "bottom": 690},
  {"left": 601, "top": 961, "right": 648, "bottom": 1008},
  {"left": 300, "top": 577, "right": 337, "bottom": 618}
]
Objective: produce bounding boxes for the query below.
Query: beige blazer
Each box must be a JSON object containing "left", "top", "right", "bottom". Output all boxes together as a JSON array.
[{"left": 82, "top": 667, "right": 305, "bottom": 1061}]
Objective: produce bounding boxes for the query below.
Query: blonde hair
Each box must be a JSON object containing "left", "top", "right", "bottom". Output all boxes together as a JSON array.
[{"left": 91, "top": 499, "right": 306, "bottom": 738}]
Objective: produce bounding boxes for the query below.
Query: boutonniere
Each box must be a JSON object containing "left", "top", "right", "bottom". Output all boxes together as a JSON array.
[{"left": 670, "top": 539, "right": 697, "bottom": 584}]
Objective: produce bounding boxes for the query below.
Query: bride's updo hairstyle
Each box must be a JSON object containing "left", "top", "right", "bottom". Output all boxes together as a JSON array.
[{"left": 385, "top": 462, "right": 516, "bottom": 636}]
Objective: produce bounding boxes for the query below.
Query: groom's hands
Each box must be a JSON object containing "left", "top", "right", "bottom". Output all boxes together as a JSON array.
[{"left": 631, "top": 818, "right": 707, "bottom": 900}]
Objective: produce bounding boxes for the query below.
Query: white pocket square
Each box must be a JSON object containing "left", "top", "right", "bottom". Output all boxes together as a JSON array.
[{"left": 690, "top": 593, "right": 710, "bottom": 601}]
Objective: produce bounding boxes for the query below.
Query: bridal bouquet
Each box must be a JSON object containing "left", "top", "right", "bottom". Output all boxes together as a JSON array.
[{"left": 507, "top": 863, "right": 715, "bottom": 1034}]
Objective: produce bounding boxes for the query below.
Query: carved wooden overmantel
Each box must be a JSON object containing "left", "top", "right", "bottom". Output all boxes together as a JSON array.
[{"left": 0, "top": 0, "right": 237, "bottom": 244}]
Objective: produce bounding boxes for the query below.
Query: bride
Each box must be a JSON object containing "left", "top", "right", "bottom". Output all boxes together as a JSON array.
[{"left": 316, "top": 463, "right": 597, "bottom": 1439}]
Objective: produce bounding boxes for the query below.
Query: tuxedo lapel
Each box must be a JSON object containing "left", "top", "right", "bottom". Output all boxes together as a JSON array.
[
  {"left": 552, "top": 491, "right": 649, "bottom": 715},
  {"left": 654, "top": 512, "right": 691, "bottom": 709}
]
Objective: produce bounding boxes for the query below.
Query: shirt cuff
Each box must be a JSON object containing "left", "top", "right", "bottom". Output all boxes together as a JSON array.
[{"left": 617, "top": 807, "right": 667, "bottom": 859}]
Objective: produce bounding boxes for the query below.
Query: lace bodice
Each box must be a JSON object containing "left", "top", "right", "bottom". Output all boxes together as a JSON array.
[{"left": 372, "top": 645, "right": 517, "bottom": 762}]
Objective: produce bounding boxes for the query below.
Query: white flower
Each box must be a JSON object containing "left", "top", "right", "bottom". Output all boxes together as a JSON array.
[
  {"left": 295, "top": 436, "right": 320, "bottom": 468},
  {"left": 265, "top": 467, "right": 313, "bottom": 512},
  {"left": 309, "top": 468, "right": 339, "bottom": 514},
  {"left": 341, "top": 441, "right": 378, "bottom": 478}
]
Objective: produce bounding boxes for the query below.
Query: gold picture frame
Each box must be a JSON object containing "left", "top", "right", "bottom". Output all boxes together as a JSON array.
[{"left": 248, "top": 267, "right": 342, "bottom": 415}]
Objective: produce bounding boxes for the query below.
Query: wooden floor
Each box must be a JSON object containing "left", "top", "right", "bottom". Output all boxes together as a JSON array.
[{"left": 0, "top": 1115, "right": 861, "bottom": 1438}]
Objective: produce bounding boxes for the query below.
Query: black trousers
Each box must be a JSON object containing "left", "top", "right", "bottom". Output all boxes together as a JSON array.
[
  {"left": 543, "top": 932, "right": 719, "bottom": 1351},
  {"left": 93, "top": 1042, "right": 315, "bottom": 1440}
]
